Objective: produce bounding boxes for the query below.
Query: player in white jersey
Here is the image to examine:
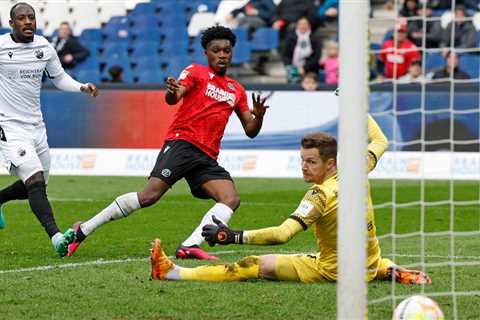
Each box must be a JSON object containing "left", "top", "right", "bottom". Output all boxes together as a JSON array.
[{"left": 0, "top": 3, "right": 98, "bottom": 257}]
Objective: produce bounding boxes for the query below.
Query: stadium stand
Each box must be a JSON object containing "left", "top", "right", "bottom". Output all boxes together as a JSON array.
[{"left": 1, "top": 0, "right": 477, "bottom": 85}]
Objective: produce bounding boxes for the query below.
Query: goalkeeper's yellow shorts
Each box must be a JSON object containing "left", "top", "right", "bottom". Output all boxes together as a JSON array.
[
  {"left": 273, "top": 254, "right": 395, "bottom": 283},
  {"left": 273, "top": 254, "right": 334, "bottom": 283}
]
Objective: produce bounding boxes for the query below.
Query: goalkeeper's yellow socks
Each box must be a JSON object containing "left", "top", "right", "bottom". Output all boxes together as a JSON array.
[
  {"left": 179, "top": 256, "right": 260, "bottom": 281},
  {"left": 150, "top": 238, "right": 260, "bottom": 282}
]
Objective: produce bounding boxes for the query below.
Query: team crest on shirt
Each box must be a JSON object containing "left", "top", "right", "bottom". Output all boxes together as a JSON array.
[
  {"left": 227, "top": 83, "right": 235, "bottom": 91},
  {"left": 161, "top": 169, "right": 171, "bottom": 177},
  {"left": 34, "top": 49, "right": 44, "bottom": 59},
  {"left": 17, "top": 148, "right": 26, "bottom": 157},
  {"left": 8, "top": 51, "right": 13, "bottom": 59}
]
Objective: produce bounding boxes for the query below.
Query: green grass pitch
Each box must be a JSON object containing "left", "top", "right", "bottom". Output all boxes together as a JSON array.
[{"left": 0, "top": 176, "right": 479, "bottom": 319}]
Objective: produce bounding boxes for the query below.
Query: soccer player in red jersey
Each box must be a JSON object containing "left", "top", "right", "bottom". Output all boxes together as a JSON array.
[{"left": 67, "top": 26, "right": 269, "bottom": 259}]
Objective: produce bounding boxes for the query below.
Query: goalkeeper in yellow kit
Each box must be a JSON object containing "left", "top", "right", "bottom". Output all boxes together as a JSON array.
[{"left": 150, "top": 112, "right": 432, "bottom": 285}]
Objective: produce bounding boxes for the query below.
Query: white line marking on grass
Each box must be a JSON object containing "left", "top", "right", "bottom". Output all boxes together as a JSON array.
[
  {"left": 0, "top": 250, "right": 295, "bottom": 275},
  {"left": 1, "top": 250, "right": 479, "bottom": 275}
]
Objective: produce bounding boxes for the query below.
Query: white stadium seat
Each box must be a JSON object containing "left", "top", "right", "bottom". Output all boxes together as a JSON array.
[
  {"left": 188, "top": 12, "right": 216, "bottom": 37},
  {"left": 98, "top": 0, "right": 127, "bottom": 23},
  {"left": 42, "top": 0, "right": 70, "bottom": 35},
  {"left": 70, "top": 1, "right": 100, "bottom": 35}
]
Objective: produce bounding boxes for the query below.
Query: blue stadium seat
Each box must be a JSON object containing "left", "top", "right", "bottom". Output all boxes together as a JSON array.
[
  {"left": 459, "top": 54, "right": 480, "bottom": 79},
  {"left": 233, "top": 28, "right": 248, "bottom": 43},
  {"left": 103, "top": 29, "right": 131, "bottom": 43},
  {"left": 0, "top": 28, "right": 10, "bottom": 35},
  {"left": 130, "top": 42, "right": 159, "bottom": 62},
  {"left": 153, "top": 0, "right": 185, "bottom": 15},
  {"left": 166, "top": 55, "right": 193, "bottom": 76},
  {"left": 132, "top": 29, "right": 161, "bottom": 42},
  {"left": 128, "top": 15, "right": 160, "bottom": 29},
  {"left": 158, "top": 11, "right": 187, "bottom": 28},
  {"left": 102, "top": 42, "right": 130, "bottom": 59},
  {"left": 130, "top": 2, "right": 156, "bottom": 16},
  {"left": 250, "top": 28, "right": 279, "bottom": 51},
  {"left": 75, "top": 55, "right": 101, "bottom": 71},
  {"left": 80, "top": 28, "right": 102, "bottom": 43},
  {"left": 135, "top": 56, "right": 162, "bottom": 71},
  {"left": 186, "top": 0, "right": 219, "bottom": 13},
  {"left": 135, "top": 69, "right": 166, "bottom": 84},
  {"left": 160, "top": 40, "right": 189, "bottom": 56},
  {"left": 76, "top": 69, "right": 101, "bottom": 83},
  {"left": 425, "top": 52, "right": 444, "bottom": 72},
  {"left": 232, "top": 41, "right": 251, "bottom": 64},
  {"left": 82, "top": 41, "right": 102, "bottom": 56},
  {"left": 190, "top": 51, "right": 207, "bottom": 65}
]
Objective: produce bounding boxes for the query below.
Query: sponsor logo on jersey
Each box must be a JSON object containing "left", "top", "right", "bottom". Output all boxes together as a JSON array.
[
  {"left": 34, "top": 49, "right": 44, "bottom": 59},
  {"left": 18, "top": 148, "right": 26, "bottom": 157},
  {"left": 161, "top": 169, "right": 171, "bottom": 177},
  {"left": 205, "top": 83, "right": 236, "bottom": 107},
  {"left": 8, "top": 51, "right": 13, "bottom": 59},
  {"left": 209, "top": 72, "right": 215, "bottom": 80}
]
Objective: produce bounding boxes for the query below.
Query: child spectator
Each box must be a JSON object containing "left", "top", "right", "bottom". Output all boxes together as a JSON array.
[
  {"left": 319, "top": 40, "right": 339, "bottom": 85},
  {"left": 301, "top": 72, "right": 319, "bottom": 91}
]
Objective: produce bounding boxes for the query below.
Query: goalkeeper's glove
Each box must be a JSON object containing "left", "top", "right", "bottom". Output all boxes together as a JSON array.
[{"left": 202, "top": 215, "right": 244, "bottom": 247}]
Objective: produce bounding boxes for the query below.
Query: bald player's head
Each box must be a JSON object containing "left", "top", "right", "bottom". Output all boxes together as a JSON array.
[{"left": 9, "top": 2, "right": 36, "bottom": 43}]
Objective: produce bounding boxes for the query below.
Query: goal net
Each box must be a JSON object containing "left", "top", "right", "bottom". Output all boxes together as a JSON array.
[{"left": 338, "top": 0, "right": 480, "bottom": 319}]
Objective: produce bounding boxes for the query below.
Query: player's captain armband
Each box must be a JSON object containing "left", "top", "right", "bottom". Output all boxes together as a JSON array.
[{"left": 293, "top": 200, "right": 314, "bottom": 219}]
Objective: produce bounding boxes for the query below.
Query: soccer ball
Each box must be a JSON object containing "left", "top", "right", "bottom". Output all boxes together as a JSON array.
[{"left": 392, "top": 295, "right": 444, "bottom": 320}]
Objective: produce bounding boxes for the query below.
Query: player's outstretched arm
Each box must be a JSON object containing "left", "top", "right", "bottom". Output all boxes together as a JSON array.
[
  {"left": 164, "top": 76, "right": 187, "bottom": 105},
  {"left": 202, "top": 215, "right": 303, "bottom": 246},
  {"left": 236, "top": 92, "right": 269, "bottom": 138},
  {"left": 367, "top": 114, "right": 388, "bottom": 172}
]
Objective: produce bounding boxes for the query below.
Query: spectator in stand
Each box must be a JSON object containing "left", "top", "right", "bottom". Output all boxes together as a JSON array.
[
  {"left": 399, "top": 0, "right": 419, "bottom": 18},
  {"left": 50, "top": 22, "right": 89, "bottom": 69},
  {"left": 429, "top": 51, "right": 470, "bottom": 80},
  {"left": 319, "top": 40, "right": 339, "bottom": 85},
  {"left": 408, "top": 3, "right": 442, "bottom": 48},
  {"left": 282, "top": 17, "right": 322, "bottom": 83},
  {"left": 398, "top": 60, "right": 425, "bottom": 83},
  {"left": 231, "top": 0, "right": 276, "bottom": 34},
  {"left": 315, "top": 0, "right": 338, "bottom": 23},
  {"left": 272, "top": 0, "right": 316, "bottom": 36},
  {"left": 300, "top": 72, "right": 319, "bottom": 91},
  {"left": 107, "top": 65, "right": 124, "bottom": 83},
  {"left": 379, "top": 23, "right": 421, "bottom": 79},
  {"left": 440, "top": 5, "right": 476, "bottom": 54}
]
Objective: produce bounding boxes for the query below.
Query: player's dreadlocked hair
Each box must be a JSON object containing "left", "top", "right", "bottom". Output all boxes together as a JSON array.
[
  {"left": 10, "top": 2, "right": 35, "bottom": 19},
  {"left": 301, "top": 133, "right": 337, "bottom": 162},
  {"left": 201, "top": 26, "right": 236, "bottom": 49}
]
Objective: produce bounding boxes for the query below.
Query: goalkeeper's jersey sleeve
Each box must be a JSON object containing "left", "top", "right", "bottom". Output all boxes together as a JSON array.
[{"left": 367, "top": 115, "right": 388, "bottom": 172}]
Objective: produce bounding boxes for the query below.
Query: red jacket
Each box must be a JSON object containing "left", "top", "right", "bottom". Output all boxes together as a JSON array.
[{"left": 379, "top": 39, "right": 421, "bottom": 79}]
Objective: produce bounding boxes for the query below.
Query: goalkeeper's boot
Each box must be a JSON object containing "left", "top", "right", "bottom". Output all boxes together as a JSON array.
[
  {"left": 67, "top": 221, "right": 86, "bottom": 257},
  {"left": 388, "top": 266, "right": 432, "bottom": 285},
  {"left": 53, "top": 228, "right": 75, "bottom": 257},
  {"left": 0, "top": 205, "right": 5, "bottom": 229},
  {"left": 175, "top": 245, "right": 218, "bottom": 260},
  {"left": 150, "top": 239, "right": 175, "bottom": 280}
]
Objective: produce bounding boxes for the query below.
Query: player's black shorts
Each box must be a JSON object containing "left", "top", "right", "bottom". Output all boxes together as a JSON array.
[{"left": 150, "top": 139, "right": 233, "bottom": 199}]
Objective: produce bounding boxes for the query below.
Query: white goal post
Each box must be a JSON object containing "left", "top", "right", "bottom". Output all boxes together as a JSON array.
[{"left": 337, "top": 0, "right": 370, "bottom": 319}]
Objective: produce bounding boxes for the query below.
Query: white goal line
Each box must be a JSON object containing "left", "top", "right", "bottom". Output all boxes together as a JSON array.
[{"left": 1, "top": 250, "right": 479, "bottom": 275}]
